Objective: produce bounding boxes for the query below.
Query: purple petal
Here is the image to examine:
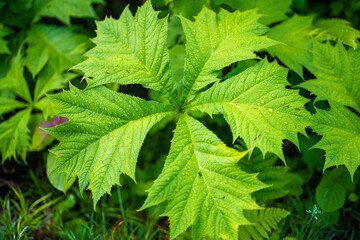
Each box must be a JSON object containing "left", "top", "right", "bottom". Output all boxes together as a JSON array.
[{"left": 53, "top": 116, "right": 69, "bottom": 126}]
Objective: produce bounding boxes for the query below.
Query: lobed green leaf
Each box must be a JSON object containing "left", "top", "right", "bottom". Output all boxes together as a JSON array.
[
  {"left": 187, "top": 59, "right": 310, "bottom": 161},
  {"left": 310, "top": 102, "right": 360, "bottom": 179},
  {"left": 141, "top": 114, "right": 267, "bottom": 240},
  {"left": 180, "top": 7, "right": 277, "bottom": 105},
  {"left": 73, "top": 1, "right": 179, "bottom": 106},
  {"left": 46, "top": 85, "right": 175, "bottom": 206}
]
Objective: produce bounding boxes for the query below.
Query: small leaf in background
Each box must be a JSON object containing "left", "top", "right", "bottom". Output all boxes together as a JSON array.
[
  {"left": 1, "top": 52, "right": 32, "bottom": 103},
  {"left": 47, "top": 152, "right": 76, "bottom": 193},
  {"left": 267, "top": 15, "right": 313, "bottom": 78},
  {"left": 299, "top": 41, "right": 360, "bottom": 113},
  {"left": 313, "top": 18, "right": 360, "bottom": 49},
  {"left": 33, "top": 0, "right": 105, "bottom": 25},
  {"left": 316, "top": 180, "right": 346, "bottom": 213},
  {"left": 0, "top": 23, "right": 12, "bottom": 55},
  {"left": 25, "top": 24, "right": 89, "bottom": 76},
  {"left": 238, "top": 208, "right": 289, "bottom": 239},
  {"left": 0, "top": 108, "right": 32, "bottom": 162},
  {"left": 212, "top": 0, "right": 292, "bottom": 25}
]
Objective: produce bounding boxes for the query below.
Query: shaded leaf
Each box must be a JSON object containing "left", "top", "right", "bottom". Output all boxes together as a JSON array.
[
  {"left": 267, "top": 15, "right": 313, "bottom": 78},
  {"left": 25, "top": 24, "right": 88, "bottom": 76},
  {"left": 299, "top": 41, "right": 360, "bottom": 112},
  {"left": 238, "top": 208, "right": 289, "bottom": 239},
  {"left": 313, "top": 18, "right": 360, "bottom": 49},
  {"left": 33, "top": 0, "right": 105, "bottom": 25},
  {"left": 212, "top": 0, "right": 292, "bottom": 25},
  {"left": 0, "top": 108, "right": 32, "bottom": 162}
]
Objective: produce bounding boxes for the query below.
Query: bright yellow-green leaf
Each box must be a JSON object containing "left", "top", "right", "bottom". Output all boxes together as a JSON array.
[
  {"left": 141, "top": 114, "right": 267, "bottom": 240},
  {"left": 73, "top": 1, "right": 180, "bottom": 106},
  {"left": 187, "top": 59, "right": 310, "bottom": 161},
  {"left": 46, "top": 85, "right": 175, "bottom": 206},
  {"left": 310, "top": 102, "right": 360, "bottom": 179},
  {"left": 180, "top": 7, "right": 277, "bottom": 105}
]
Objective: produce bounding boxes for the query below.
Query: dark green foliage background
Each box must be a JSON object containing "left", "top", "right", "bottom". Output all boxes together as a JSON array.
[{"left": 0, "top": 0, "right": 360, "bottom": 239}]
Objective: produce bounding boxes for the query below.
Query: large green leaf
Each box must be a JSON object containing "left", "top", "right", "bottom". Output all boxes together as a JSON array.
[
  {"left": 187, "top": 59, "right": 310, "bottom": 161},
  {"left": 0, "top": 108, "right": 32, "bottom": 162},
  {"left": 180, "top": 7, "right": 277, "bottom": 105},
  {"left": 141, "top": 114, "right": 267, "bottom": 240},
  {"left": 310, "top": 102, "right": 360, "bottom": 178},
  {"left": 266, "top": 15, "right": 313, "bottom": 78},
  {"left": 33, "top": 0, "right": 104, "bottom": 25},
  {"left": 46, "top": 85, "right": 175, "bottom": 206},
  {"left": 25, "top": 24, "right": 88, "bottom": 76},
  {"left": 299, "top": 41, "right": 360, "bottom": 113},
  {"left": 73, "top": 1, "right": 179, "bottom": 106}
]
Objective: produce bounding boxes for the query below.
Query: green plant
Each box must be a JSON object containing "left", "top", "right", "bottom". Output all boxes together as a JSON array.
[{"left": 1, "top": 0, "right": 360, "bottom": 239}]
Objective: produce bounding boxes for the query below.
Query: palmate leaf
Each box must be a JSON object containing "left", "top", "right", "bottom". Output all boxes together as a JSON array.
[
  {"left": 187, "top": 59, "right": 310, "bottom": 161},
  {"left": 47, "top": 2, "right": 307, "bottom": 238},
  {"left": 73, "top": 1, "right": 179, "bottom": 106},
  {"left": 141, "top": 114, "right": 267, "bottom": 240},
  {"left": 46, "top": 85, "right": 175, "bottom": 206},
  {"left": 299, "top": 41, "right": 360, "bottom": 113},
  {"left": 180, "top": 7, "right": 277, "bottom": 105},
  {"left": 310, "top": 102, "right": 360, "bottom": 178},
  {"left": 33, "top": 0, "right": 105, "bottom": 25}
]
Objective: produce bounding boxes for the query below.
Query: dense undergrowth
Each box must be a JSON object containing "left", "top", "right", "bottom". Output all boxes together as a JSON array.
[{"left": 1, "top": 0, "right": 360, "bottom": 239}]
